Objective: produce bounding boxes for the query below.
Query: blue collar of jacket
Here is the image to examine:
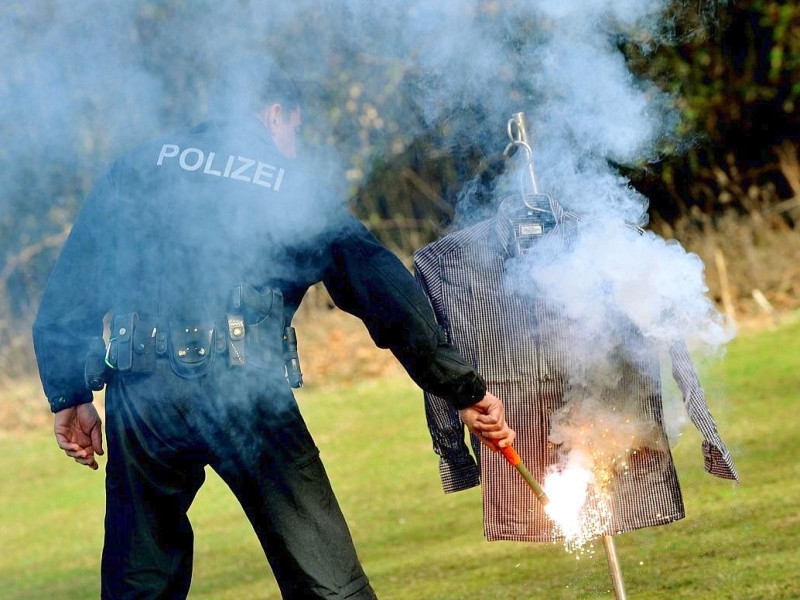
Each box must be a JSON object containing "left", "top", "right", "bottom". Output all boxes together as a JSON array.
[{"left": 190, "top": 113, "right": 276, "bottom": 149}]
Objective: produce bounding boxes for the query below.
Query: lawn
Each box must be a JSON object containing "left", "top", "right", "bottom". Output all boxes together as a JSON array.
[{"left": 1, "top": 320, "right": 798, "bottom": 599}]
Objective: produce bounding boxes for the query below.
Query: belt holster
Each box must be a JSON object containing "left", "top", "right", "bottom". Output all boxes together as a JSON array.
[{"left": 225, "top": 284, "right": 286, "bottom": 372}]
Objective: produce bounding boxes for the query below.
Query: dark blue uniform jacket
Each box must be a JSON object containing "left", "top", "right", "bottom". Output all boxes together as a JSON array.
[{"left": 33, "top": 116, "right": 486, "bottom": 412}]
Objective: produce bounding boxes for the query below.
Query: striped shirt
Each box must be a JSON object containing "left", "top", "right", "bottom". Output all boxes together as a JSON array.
[{"left": 413, "top": 196, "right": 738, "bottom": 541}]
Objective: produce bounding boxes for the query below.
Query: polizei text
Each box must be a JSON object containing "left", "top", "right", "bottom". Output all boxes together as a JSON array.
[{"left": 156, "top": 144, "right": 285, "bottom": 191}]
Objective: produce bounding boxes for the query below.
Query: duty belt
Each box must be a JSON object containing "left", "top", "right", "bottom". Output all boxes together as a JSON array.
[
  {"left": 105, "top": 313, "right": 221, "bottom": 378},
  {"left": 97, "top": 300, "right": 301, "bottom": 386}
]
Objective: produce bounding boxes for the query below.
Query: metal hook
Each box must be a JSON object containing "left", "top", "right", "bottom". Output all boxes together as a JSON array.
[
  {"left": 503, "top": 112, "right": 562, "bottom": 221},
  {"left": 505, "top": 113, "right": 539, "bottom": 204}
]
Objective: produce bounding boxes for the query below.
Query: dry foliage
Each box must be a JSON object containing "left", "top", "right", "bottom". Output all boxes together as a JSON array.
[{"left": 651, "top": 141, "right": 800, "bottom": 327}]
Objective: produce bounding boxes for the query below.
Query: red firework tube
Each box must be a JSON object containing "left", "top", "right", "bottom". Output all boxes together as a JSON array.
[{"left": 492, "top": 439, "right": 550, "bottom": 506}]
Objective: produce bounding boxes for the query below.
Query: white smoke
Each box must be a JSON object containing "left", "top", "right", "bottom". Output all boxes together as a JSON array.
[
  {"left": 1, "top": 3, "right": 161, "bottom": 163},
  {"left": 484, "top": 1, "right": 733, "bottom": 488},
  {"left": 2, "top": 2, "right": 729, "bottom": 400},
  {"left": 0, "top": 1, "right": 686, "bottom": 214},
  {"left": 512, "top": 221, "right": 733, "bottom": 351}
]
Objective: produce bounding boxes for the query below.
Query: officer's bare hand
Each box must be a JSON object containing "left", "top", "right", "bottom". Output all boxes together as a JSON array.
[
  {"left": 458, "top": 391, "right": 515, "bottom": 452},
  {"left": 54, "top": 403, "right": 104, "bottom": 470}
]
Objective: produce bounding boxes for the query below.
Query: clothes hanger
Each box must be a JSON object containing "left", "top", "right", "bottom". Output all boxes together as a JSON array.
[{"left": 502, "top": 112, "right": 559, "bottom": 253}]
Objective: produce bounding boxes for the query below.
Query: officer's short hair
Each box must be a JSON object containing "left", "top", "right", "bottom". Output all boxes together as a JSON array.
[{"left": 210, "top": 56, "right": 301, "bottom": 116}]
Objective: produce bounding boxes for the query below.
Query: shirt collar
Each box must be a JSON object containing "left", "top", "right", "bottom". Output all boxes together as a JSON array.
[{"left": 493, "top": 193, "right": 566, "bottom": 257}]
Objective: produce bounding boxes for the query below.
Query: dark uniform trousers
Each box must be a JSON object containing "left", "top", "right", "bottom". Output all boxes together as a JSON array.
[{"left": 101, "top": 359, "right": 376, "bottom": 599}]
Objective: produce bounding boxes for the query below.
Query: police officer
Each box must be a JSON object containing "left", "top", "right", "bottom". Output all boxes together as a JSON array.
[{"left": 33, "top": 57, "right": 514, "bottom": 599}]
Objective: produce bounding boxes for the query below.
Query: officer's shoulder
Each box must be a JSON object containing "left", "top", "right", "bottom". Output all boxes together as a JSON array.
[{"left": 116, "top": 127, "right": 196, "bottom": 167}]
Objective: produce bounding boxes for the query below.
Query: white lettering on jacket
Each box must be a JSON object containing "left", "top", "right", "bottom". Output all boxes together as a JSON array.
[{"left": 156, "top": 143, "right": 285, "bottom": 191}]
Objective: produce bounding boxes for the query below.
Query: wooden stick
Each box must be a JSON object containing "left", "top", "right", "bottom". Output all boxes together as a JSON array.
[
  {"left": 714, "top": 247, "right": 736, "bottom": 321},
  {"left": 602, "top": 535, "right": 627, "bottom": 600}
]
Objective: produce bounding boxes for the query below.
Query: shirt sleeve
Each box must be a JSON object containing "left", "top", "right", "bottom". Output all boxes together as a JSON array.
[
  {"left": 32, "top": 170, "right": 115, "bottom": 412},
  {"left": 424, "top": 389, "right": 481, "bottom": 493},
  {"left": 321, "top": 217, "right": 486, "bottom": 409},
  {"left": 670, "top": 341, "right": 739, "bottom": 481}
]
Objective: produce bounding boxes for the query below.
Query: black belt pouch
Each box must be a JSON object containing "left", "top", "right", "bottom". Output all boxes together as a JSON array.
[
  {"left": 131, "top": 317, "right": 157, "bottom": 373},
  {"left": 168, "top": 320, "right": 216, "bottom": 378},
  {"left": 109, "top": 313, "right": 135, "bottom": 371}
]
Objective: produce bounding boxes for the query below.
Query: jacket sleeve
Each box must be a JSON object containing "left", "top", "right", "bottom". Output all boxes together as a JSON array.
[
  {"left": 414, "top": 246, "right": 481, "bottom": 492},
  {"left": 32, "top": 169, "right": 115, "bottom": 412},
  {"left": 321, "top": 218, "right": 486, "bottom": 409}
]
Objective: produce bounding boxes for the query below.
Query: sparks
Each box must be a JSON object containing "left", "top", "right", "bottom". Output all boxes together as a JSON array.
[
  {"left": 543, "top": 463, "right": 613, "bottom": 554},
  {"left": 544, "top": 401, "right": 659, "bottom": 553}
]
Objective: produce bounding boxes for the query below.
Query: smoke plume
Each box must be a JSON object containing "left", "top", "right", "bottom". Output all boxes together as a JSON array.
[
  {"left": 2, "top": 2, "right": 729, "bottom": 439},
  {"left": 487, "top": 1, "right": 734, "bottom": 493}
]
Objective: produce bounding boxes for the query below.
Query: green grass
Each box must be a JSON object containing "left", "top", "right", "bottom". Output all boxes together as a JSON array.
[{"left": 1, "top": 321, "right": 799, "bottom": 599}]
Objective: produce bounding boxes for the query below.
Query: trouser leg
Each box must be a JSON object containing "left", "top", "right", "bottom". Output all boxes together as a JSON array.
[
  {"left": 210, "top": 386, "right": 376, "bottom": 599},
  {"left": 101, "top": 373, "right": 206, "bottom": 600}
]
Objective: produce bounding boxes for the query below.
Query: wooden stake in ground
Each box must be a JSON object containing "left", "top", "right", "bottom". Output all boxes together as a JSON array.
[
  {"left": 602, "top": 534, "right": 628, "bottom": 600},
  {"left": 714, "top": 247, "right": 736, "bottom": 321}
]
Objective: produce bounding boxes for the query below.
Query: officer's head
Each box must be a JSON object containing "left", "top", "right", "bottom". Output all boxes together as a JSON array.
[{"left": 211, "top": 56, "right": 302, "bottom": 158}]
